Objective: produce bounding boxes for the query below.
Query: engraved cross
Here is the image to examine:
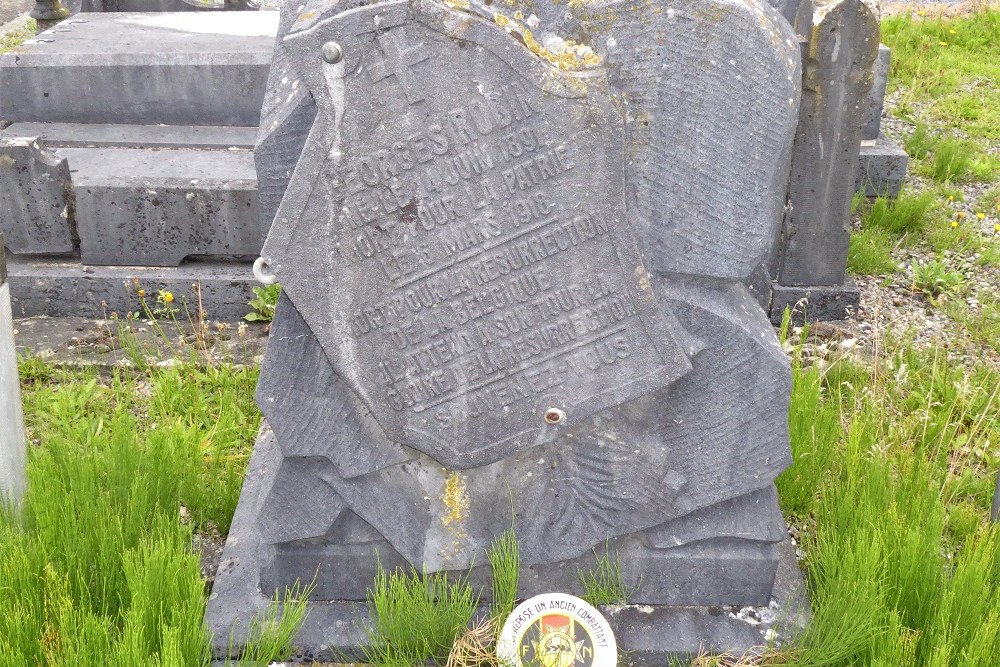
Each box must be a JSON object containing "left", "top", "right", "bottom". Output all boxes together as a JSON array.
[{"left": 369, "top": 32, "right": 430, "bottom": 104}]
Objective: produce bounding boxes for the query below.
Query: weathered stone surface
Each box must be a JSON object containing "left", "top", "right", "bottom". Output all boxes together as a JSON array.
[
  {"left": 253, "top": 0, "right": 316, "bottom": 234},
  {"left": 0, "top": 135, "right": 75, "bottom": 255},
  {"left": 265, "top": 2, "right": 693, "bottom": 465},
  {"left": 598, "top": 0, "right": 801, "bottom": 280},
  {"left": 0, "top": 12, "right": 277, "bottom": 126},
  {"left": 211, "top": 0, "right": 801, "bottom": 659},
  {"left": 4, "top": 122, "right": 257, "bottom": 150},
  {"left": 0, "top": 241, "right": 28, "bottom": 507},
  {"left": 769, "top": 0, "right": 814, "bottom": 38},
  {"left": 207, "top": 428, "right": 807, "bottom": 664},
  {"left": 60, "top": 146, "right": 260, "bottom": 267},
  {"left": 769, "top": 279, "right": 861, "bottom": 324},
  {"left": 862, "top": 44, "right": 891, "bottom": 141},
  {"left": 4, "top": 255, "right": 257, "bottom": 320},
  {"left": 772, "top": 0, "right": 879, "bottom": 288},
  {"left": 857, "top": 134, "right": 909, "bottom": 198}
]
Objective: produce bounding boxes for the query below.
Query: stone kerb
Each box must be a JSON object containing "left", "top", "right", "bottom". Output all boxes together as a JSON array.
[{"left": 0, "top": 236, "right": 28, "bottom": 508}]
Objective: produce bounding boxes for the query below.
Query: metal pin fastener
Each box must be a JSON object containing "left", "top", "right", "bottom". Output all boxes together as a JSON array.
[{"left": 322, "top": 41, "right": 344, "bottom": 64}]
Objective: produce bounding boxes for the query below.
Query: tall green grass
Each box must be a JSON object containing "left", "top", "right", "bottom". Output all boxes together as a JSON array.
[
  {"left": 883, "top": 10, "right": 1000, "bottom": 140},
  {"left": 774, "top": 345, "right": 1000, "bottom": 666},
  {"left": 0, "top": 360, "right": 305, "bottom": 665}
]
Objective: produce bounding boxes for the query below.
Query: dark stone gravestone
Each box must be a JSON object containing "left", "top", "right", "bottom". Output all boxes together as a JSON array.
[
  {"left": 208, "top": 0, "right": 804, "bottom": 659},
  {"left": 769, "top": 0, "right": 880, "bottom": 324}
]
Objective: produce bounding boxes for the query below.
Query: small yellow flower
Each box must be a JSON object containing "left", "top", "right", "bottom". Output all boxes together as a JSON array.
[
  {"left": 951, "top": 220, "right": 959, "bottom": 229},
  {"left": 939, "top": 41, "right": 949, "bottom": 46},
  {"left": 995, "top": 223, "right": 1000, "bottom": 234},
  {"left": 977, "top": 212, "right": 985, "bottom": 220},
  {"left": 948, "top": 29, "right": 957, "bottom": 34},
  {"left": 163, "top": 291, "right": 174, "bottom": 304},
  {"left": 917, "top": 10, "right": 925, "bottom": 16},
  {"left": 137, "top": 289, "right": 146, "bottom": 298},
  {"left": 948, "top": 195, "right": 955, "bottom": 202}
]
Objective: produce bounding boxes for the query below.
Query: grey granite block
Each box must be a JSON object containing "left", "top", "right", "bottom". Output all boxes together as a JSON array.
[
  {"left": 4, "top": 255, "right": 258, "bottom": 321},
  {"left": 3, "top": 123, "right": 257, "bottom": 150},
  {"left": 0, "top": 12, "right": 277, "bottom": 126},
  {"left": 58, "top": 146, "right": 260, "bottom": 267},
  {"left": 0, "top": 135, "right": 75, "bottom": 255},
  {"left": 0, "top": 238, "right": 28, "bottom": 507},
  {"left": 769, "top": 279, "right": 861, "bottom": 324},
  {"left": 857, "top": 134, "right": 909, "bottom": 198}
]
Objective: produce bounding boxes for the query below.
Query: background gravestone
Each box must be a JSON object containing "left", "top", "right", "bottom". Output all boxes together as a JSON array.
[
  {"left": 770, "top": 0, "right": 880, "bottom": 323},
  {"left": 208, "top": 0, "right": 804, "bottom": 660},
  {"left": 0, "top": 237, "right": 28, "bottom": 507}
]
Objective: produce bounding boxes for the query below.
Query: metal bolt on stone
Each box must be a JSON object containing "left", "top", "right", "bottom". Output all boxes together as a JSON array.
[{"left": 322, "top": 42, "right": 343, "bottom": 64}]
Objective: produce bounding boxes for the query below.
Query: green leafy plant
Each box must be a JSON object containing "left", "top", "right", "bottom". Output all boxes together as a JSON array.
[
  {"left": 904, "top": 123, "right": 939, "bottom": 160},
  {"left": 579, "top": 543, "right": 632, "bottom": 606},
  {"left": 245, "top": 284, "right": 281, "bottom": 323},
  {"left": 910, "top": 259, "right": 966, "bottom": 300}
]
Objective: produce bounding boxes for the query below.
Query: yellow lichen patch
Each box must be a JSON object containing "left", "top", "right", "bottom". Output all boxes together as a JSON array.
[
  {"left": 296, "top": 9, "right": 316, "bottom": 22},
  {"left": 635, "top": 265, "right": 651, "bottom": 291},
  {"left": 493, "top": 10, "right": 602, "bottom": 71},
  {"left": 441, "top": 471, "right": 470, "bottom": 529},
  {"left": 445, "top": 0, "right": 471, "bottom": 9}
]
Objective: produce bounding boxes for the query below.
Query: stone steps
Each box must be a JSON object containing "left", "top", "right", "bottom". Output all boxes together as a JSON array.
[
  {"left": 0, "top": 12, "right": 277, "bottom": 126},
  {"left": 5, "top": 254, "right": 258, "bottom": 321},
  {"left": 0, "top": 11, "right": 276, "bottom": 320},
  {"left": 1, "top": 123, "right": 261, "bottom": 267}
]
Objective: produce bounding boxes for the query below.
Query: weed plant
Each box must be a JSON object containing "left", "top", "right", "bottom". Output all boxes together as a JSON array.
[
  {"left": 487, "top": 527, "right": 520, "bottom": 622},
  {"left": 909, "top": 259, "right": 967, "bottom": 300}
]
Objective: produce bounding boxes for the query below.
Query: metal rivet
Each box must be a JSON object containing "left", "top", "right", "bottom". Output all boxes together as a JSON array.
[
  {"left": 544, "top": 408, "right": 565, "bottom": 425},
  {"left": 322, "top": 41, "right": 343, "bottom": 64}
]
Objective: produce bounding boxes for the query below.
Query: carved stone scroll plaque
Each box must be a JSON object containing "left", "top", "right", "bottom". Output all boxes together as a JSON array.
[{"left": 263, "top": 1, "right": 692, "bottom": 468}]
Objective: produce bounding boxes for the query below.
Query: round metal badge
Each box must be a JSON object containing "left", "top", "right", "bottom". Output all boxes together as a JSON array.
[{"left": 497, "top": 593, "right": 617, "bottom": 667}]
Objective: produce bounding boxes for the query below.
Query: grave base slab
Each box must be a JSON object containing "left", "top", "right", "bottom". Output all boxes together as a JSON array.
[
  {"left": 5, "top": 255, "right": 257, "bottom": 321},
  {"left": 856, "top": 134, "right": 909, "bottom": 198},
  {"left": 769, "top": 279, "right": 861, "bottom": 325},
  {"left": 206, "top": 427, "right": 809, "bottom": 665}
]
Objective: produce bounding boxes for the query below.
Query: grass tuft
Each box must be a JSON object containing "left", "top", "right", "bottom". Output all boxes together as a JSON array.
[
  {"left": 363, "top": 566, "right": 479, "bottom": 667},
  {"left": 579, "top": 543, "right": 632, "bottom": 606}
]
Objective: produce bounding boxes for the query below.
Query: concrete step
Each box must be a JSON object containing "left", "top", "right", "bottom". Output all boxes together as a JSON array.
[
  {"left": 0, "top": 12, "right": 277, "bottom": 126},
  {"left": 3, "top": 122, "right": 257, "bottom": 149},
  {"left": 5, "top": 255, "right": 258, "bottom": 321},
  {"left": 1, "top": 124, "right": 261, "bottom": 266},
  {"left": 62, "top": 145, "right": 261, "bottom": 266}
]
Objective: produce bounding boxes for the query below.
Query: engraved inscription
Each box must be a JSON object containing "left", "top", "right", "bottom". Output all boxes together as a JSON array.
[
  {"left": 270, "top": 13, "right": 690, "bottom": 459},
  {"left": 335, "top": 58, "right": 660, "bottom": 425}
]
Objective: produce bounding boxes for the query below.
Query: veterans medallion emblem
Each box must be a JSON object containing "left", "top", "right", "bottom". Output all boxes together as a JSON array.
[{"left": 498, "top": 593, "right": 617, "bottom": 667}]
